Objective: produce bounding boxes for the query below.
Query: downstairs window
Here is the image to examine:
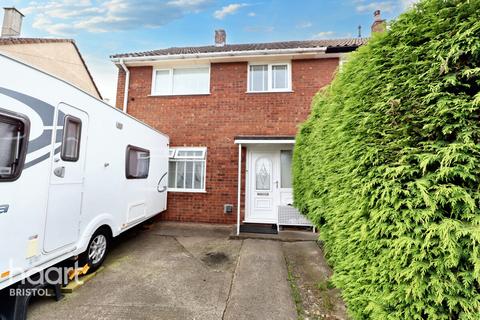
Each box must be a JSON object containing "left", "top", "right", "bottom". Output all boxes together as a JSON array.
[{"left": 168, "top": 147, "right": 206, "bottom": 192}]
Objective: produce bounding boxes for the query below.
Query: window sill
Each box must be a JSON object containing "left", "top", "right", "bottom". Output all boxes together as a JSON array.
[
  {"left": 168, "top": 189, "right": 207, "bottom": 194},
  {"left": 149, "top": 93, "right": 211, "bottom": 97},
  {"left": 246, "top": 90, "right": 294, "bottom": 94}
]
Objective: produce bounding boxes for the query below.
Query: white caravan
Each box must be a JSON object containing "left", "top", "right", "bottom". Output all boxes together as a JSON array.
[{"left": 0, "top": 53, "right": 169, "bottom": 292}]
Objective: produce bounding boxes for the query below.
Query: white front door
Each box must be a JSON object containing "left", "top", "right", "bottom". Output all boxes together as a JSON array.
[
  {"left": 44, "top": 103, "right": 88, "bottom": 253},
  {"left": 246, "top": 146, "right": 293, "bottom": 223}
]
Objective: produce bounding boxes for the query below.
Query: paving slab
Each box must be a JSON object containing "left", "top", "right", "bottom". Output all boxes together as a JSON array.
[
  {"left": 151, "top": 221, "right": 233, "bottom": 238},
  {"left": 223, "top": 239, "right": 297, "bottom": 320},
  {"left": 28, "top": 229, "right": 237, "bottom": 320},
  {"left": 27, "top": 222, "right": 310, "bottom": 320},
  {"left": 283, "top": 241, "right": 347, "bottom": 320},
  {"left": 230, "top": 230, "right": 318, "bottom": 242},
  {"left": 175, "top": 236, "right": 242, "bottom": 273}
]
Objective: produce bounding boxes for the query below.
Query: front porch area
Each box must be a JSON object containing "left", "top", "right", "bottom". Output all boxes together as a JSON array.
[{"left": 234, "top": 135, "right": 316, "bottom": 236}]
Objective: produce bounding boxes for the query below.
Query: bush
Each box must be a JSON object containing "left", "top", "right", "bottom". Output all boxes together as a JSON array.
[{"left": 293, "top": 0, "right": 480, "bottom": 319}]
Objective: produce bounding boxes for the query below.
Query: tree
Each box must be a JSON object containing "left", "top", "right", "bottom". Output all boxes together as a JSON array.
[{"left": 293, "top": 0, "right": 480, "bottom": 318}]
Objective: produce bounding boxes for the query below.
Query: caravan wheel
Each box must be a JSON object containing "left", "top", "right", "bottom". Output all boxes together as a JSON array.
[{"left": 79, "top": 228, "right": 110, "bottom": 273}]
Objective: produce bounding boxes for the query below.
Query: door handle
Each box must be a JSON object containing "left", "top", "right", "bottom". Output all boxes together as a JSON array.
[
  {"left": 275, "top": 180, "right": 279, "bottom": 188},
  {"left": 54, "top": 166, "right": 65, "bottom": 178}
]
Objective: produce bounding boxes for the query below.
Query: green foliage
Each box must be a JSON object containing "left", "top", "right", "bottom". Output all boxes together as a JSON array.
[{"left": 293, "top": 0, "right": 480, "bottom": 318}]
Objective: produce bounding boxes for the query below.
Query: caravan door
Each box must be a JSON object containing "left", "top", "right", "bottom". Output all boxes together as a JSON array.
[{"left": 44, "top": 103, "right": 88, "bottom": 253}]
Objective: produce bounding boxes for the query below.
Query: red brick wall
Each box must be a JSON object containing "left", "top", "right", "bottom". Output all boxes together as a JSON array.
[{"left": 116, "top": 58, "right": 339, "bottom": 223}]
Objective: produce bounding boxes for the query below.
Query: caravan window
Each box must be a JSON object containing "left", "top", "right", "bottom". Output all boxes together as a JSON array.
[
  {"left": 0, "top": 109, "right": 29, "bottom": 182},
  {"left": 126, "top": 145, "right": 150, "bottom": 179},
  {"left": 61, "top": 115, "right": 82, "bottom": 162}
]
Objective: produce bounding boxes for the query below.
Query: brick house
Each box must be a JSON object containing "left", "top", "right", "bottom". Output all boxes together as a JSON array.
[
  {"left": 0, "top": 8, "right": 101, "bottom": 99},
  {"left": 111, "top": 30, "right": 367, "bottom": 228}
]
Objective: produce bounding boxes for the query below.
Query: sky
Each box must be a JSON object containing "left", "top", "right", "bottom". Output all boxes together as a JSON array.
[{"left": 3, "top": 0, "right": 416, "bottom": 104}]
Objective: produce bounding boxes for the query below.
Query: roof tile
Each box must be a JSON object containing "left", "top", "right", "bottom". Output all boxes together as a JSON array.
[
  {"left": 0, "top": 37, "right": 74, "bottom": 45},
  {"left": 111, "top": 38, "right": 368, "bottom": 59}
]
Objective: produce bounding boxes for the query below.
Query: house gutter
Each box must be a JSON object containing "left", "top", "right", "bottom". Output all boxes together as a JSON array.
[
  {"left": 111, "top": 47, "right": 328, "bottom": 64},
  {"left": 119, "top": 58, "right": 130, "bottom": 113}
]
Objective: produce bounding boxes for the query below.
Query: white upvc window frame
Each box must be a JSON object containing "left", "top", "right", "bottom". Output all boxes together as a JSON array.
[
  {"left": 151, "top": 65, "right": 211, "bottom": 96},
  {"left": 168, "top": 147, "right": 207, "bottom": 193},
  {"left": 338, "top": 53, "right": 349, "bottom": 72},
  {"left": 247, "top": 62, "right": 292, "bottom": 93}
]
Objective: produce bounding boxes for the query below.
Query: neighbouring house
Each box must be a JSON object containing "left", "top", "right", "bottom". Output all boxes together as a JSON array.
[
  {"left": 111, "top": 13, "right": 385, "bottom": 227},
  {"left": 0, "top": 7, "right": 101, "bottom": 99}
]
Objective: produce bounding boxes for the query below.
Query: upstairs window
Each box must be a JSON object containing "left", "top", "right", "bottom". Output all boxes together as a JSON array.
[
  {"left": 152, "top": 66, "right": 210, "bottom": 96},
  {"left": 168, "top": 147, "right": 206, "bottom": 192},
  {"left": 0, "top": 109, "right": 29, "bottom": 182},
  {"left": 248, "top": 62, "right": 291, "bottom": 92}
]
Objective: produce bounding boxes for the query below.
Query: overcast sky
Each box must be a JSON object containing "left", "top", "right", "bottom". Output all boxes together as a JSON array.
[{"left": 5, "top": 0, "right": 416, "bottom": 105}]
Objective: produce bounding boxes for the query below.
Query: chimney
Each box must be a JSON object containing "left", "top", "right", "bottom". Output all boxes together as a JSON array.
[
  {"left": 2, "top": 7, "right": 24, "bottom": 38},
  {"left": 371, "top": 10, "right": 386, "bottom": 33},
  {"left": 215, "top": 29, "right": 226, "bottom": 47}
]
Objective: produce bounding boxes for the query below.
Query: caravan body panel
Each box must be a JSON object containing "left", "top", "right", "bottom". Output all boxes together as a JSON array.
[{"left": 0, "top": 53, "right": 169, "bottom": 290}]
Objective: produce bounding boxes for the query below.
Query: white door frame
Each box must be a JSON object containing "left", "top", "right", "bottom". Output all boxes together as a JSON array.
[{"left": 245, "top": 144, "right": 293, "bottom": 223}]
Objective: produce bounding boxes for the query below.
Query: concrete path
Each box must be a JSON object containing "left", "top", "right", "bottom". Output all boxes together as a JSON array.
[
  {"left": 29, "top": 227, "right": 238, "bottom": 320},
  {"left": 27, "top": 222, "right": 303, "bottom": 320},
  {"left": 223, "top": 239, "right": 297, "bottom": 320},
  {"left": 283, "top": 241, "right": 347, "bottom": 319}
]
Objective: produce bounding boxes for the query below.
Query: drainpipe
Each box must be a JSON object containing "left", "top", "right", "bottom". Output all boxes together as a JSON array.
[{"left": 119, "top": 59, "right": 130, "bottom": 113}]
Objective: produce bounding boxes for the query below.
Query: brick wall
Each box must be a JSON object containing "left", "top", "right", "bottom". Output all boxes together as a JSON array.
[{"left": 116, "top": 58, "right": 339, "bottom": 223}]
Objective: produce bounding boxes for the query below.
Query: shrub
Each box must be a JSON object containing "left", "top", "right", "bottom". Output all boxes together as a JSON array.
[{"left": 293, "top": 0, "right": 480, "bottom": 319}]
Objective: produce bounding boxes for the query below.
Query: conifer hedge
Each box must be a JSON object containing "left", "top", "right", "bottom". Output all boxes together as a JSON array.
[{"left": 293, "top": 0, "right": 480, "bottom": 318}]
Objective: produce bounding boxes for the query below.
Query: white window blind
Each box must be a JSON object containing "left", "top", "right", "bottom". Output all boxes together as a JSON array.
[
  {"left": 249, "top": 65, "right": 268, "bottom": 92},
  {"left": 173, "top": 67, "right": 210, "bottom": 95},
  {"left": 154, "top": 70, "right": 171, "bottom": 95},
  {"left": 153, "top": 66, "right": 210, "bottom": 95},
  {"left": 126, "top": 146, "right": 150, "bottom": 179},
  {"left": 272, "top": 65, "right": 288, "bottom": 90}
]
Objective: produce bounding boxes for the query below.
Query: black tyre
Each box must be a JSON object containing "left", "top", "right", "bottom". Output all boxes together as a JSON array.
[{"left": 78, "top": 228, "right": 110, "bottom": 273}]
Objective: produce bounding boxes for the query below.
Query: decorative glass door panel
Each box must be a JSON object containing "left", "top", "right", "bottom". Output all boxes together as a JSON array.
[{"left": 255, "top": 157, "right": 272, "bottom": 191}]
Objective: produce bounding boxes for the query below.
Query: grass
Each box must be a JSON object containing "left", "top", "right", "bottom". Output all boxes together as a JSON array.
[
  {"left": 316, "top": 280, "right": 328, "bottom": 291},
  {"left": 286, "top": 258, "right": 339, "bottom": 319},
  {"left": 316, "top": 279, "right": 335, "bottom": 312},
  {"left": 286, "top": 261, "right": 305, "bottom": 320}
]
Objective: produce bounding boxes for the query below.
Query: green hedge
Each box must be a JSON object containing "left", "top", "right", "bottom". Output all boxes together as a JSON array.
[{"left": 293, "top": 1, "right": 480, "bottom": 319}]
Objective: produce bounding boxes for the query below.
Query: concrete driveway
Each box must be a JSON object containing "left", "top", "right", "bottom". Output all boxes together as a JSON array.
[{"left": 28, "top": 222, "right": 298, "bottom": 320}]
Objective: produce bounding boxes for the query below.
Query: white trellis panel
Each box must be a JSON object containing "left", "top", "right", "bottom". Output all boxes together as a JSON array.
[{"left": 277, "top": 205, "right": 315, "bottom": 232}]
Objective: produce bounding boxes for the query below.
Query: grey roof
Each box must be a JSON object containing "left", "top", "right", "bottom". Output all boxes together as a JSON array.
[
  {"left": 0, "top": 37, "right": 72, "bottom": 45},
  {"left": 111, "top": 38, "right": 368, "bottom": 59}
]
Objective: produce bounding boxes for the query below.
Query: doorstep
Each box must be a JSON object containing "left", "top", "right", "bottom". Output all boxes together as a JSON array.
[{"left": 229, "top": 227, "right": 319, "bottom": 242}]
